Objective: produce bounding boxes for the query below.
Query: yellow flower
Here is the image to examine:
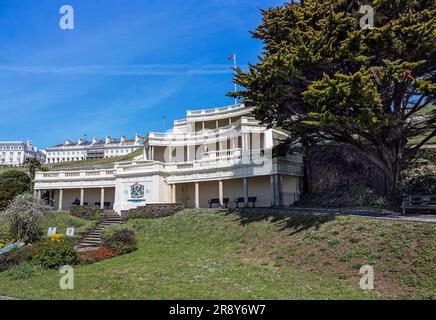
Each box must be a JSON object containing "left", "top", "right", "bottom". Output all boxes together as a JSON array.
[{"left": 50, "top": 233, "right": 65, "bottom": 242}]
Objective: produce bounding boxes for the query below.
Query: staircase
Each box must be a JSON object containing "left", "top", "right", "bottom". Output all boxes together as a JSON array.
[{"left": 75, "top": 211, "right": 122, "bottom": 252}]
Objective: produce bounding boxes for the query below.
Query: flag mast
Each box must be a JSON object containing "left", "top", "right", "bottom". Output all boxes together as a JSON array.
[{"left": 230, "top": 53, "right": 238, "bottom": 105}]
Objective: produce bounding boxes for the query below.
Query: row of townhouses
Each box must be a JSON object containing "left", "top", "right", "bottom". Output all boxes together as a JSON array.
[
  {"left": 45, "top": 134, "right": 144, "bottom": 164},
  {"left": 34, "top": 104, "right": 304, "bottom": 213},
  {"left": 0, "top": 140, "right": 46, "bottom": 167}
]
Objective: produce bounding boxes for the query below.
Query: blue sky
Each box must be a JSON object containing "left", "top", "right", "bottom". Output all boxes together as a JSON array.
[{"left": 0, "top": 0, "right": 284, "bottom": 148}]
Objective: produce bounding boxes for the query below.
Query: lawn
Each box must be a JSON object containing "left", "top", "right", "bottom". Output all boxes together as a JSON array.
[
  {"left": 46, "top": 148, "right": 143, "bottom": 170},
  {"left": 0, "top": 209, "right": 434, "bottom": 300}
]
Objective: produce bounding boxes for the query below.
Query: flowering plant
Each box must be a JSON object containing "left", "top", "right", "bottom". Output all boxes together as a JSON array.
[{"left": 50, "top": 233, "right": 65, "bottom": 242}]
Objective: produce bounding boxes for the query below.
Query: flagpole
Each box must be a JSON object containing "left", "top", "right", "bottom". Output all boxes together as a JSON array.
[{"left": 233, "top": 53, "right": 238, "bottom": 105}]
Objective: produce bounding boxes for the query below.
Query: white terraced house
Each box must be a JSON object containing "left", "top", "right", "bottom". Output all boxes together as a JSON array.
[
  {"left": 34, "top": 104, "right": 304, "bottom": 214},
  {"left": 45, "top": 134, "right": 144, "bottom": 164},
  {"left": 0, "top": 140, "right": 45, "bottom": 167}
]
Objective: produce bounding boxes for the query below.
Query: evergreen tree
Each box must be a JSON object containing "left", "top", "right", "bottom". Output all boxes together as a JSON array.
[{"left": 231, "top": 0, "right": 435, "bottom": 197}]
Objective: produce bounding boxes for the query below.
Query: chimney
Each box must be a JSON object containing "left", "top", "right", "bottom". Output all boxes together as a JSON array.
[{"left": 120, "top": 135, "right": 126, "bottom": 143}]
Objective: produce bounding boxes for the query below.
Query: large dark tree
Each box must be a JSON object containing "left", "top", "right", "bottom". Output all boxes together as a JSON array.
[
  {"left": 0, "top": 170, "right": 31, "bottom": 210},
  {"left": 231, "top": 0, "right": 435, "bottom": 197}
]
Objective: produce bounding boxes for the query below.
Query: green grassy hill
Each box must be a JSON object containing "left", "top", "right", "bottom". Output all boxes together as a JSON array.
[
  {"left": 45, "top": 148, "right": 144, "bottom": 170},
  {"left": 0, "top": 209, "right": 434, "bottom": 299}
]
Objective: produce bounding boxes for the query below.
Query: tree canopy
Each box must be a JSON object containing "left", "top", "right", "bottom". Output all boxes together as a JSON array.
[
  {"left": 231, "top": 0, "right": 435, "bottom": 196},
  {"left": 0, "top": 170, "right": 31, "bottom": 210}
]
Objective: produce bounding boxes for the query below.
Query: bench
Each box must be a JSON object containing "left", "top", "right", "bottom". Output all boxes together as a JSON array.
[
  {"left": 234, "top": 197, "right": 257, "bottom": 208},
  {"left": 402, "top": 195, "right": 436, "bottom": 214},
  {"left": 94, "top": 202, "right": 111, "bottom": 210},
  {"left": 208, "top": 198, "right": 229, "bottom": 208}
]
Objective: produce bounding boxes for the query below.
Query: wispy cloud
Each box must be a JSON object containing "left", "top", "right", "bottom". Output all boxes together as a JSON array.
[{"left": 0, "top": 64, "right": 236, "bottom": 76}]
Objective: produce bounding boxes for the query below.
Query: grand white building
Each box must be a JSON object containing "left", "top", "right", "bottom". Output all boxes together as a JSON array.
[
  {"left": 0, "top": 140, "right": 45, "bottom": 167},
  {"left": 34, "top": 104, "right": 304, "bottom": 213},
  {"left": 45, "top": 134, "right": 144, "bottom": 164}
]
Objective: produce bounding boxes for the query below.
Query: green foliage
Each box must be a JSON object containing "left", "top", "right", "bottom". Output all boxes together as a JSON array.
[
  {"left": 299, "top": 188, "right": 386, "bottom": 208},
  {"left": 70, "top": 205, "right": 101, "bottom": 219},
  {"left": 4, "top": 262, "right": 43, "bottom": 280},
  {"left": 0, "top": 246, "right": 31, "bottom": 272},
  {"left": 124, "top": 204, "right": 184, "bottom": 220},
  {"left": 232, "top": 0, "right": 436, "bottom": 196},
  {"left": 101, "top": 225, "right": 137, "bottom": 254},
  {"left": 28, "top": 240, "right": 76, "bottom": 269},
  {"left": 0, "top": 170, "right": 31, "bottom": 210},
  {"left": 1, "top": 193, "right": 50, "bottom": 243}
]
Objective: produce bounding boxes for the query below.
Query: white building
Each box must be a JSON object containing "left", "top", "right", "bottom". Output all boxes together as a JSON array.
[
  {"left": 34, "top": 104, "right": 304, "bottom": 213},
  {"left": 0, "top": 140, "right": 45, "bottom": 167},
  {"left": 45, "top": 134, "right": 144, "bottom": 164}
]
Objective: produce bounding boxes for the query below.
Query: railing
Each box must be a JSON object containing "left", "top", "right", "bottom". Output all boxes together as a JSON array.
[
  {"left": 187, "top": 104, "right": 247, "bottom": 116},
  {"left": 147, "top": 117, "right": 265, "bottom": 145},
  {"left": 37, "top": 170, "right": 115, "bottom": 181},
  {"left": 36, "top": 150, "right": 304, "bottom": 181}
]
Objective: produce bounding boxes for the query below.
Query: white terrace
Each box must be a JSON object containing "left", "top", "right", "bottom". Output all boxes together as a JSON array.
[{"left": 34, "top": 104, "right": 304, "bottom": 214}]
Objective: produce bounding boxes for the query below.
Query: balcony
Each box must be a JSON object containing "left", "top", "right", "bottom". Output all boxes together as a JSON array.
[
  {"left": 185, "top": 104, "right": 253, "bottom": 121},
  {"left": 147, "top": 117, "right": 266, "bottom": 146}
]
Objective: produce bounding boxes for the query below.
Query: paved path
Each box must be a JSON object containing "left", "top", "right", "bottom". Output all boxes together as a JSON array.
[
  {"left": 287, "top": 207, "right": 436, "bottom": 224},
  {"left": 0, "top": 296, "right": 18, "bottom": 300}
]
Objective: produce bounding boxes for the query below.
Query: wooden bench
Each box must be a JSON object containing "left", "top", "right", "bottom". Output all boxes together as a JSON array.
[
  {"left": 208, "top": 198, "right": 229, "bottom": 208},
  {"left": 234, "top": 197, "right": 257, "bottom": 208},
  {"left": 402, "top": 195, "right": 436, "bottom": 214}
]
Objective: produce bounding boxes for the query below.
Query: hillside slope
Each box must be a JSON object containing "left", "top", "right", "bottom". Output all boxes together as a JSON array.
[{"left": 0, "top": 209, "right": 434, "bottom": 299}]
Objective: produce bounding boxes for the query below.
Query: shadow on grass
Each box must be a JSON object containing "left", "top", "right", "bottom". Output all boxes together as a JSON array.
[{"left": 227, "top": 209, "right": 336, "bottom": 235}]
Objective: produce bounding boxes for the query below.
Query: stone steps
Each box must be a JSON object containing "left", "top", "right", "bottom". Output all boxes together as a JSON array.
[{"left": 75, "top": 213, "right": 122, "bottom": 252}]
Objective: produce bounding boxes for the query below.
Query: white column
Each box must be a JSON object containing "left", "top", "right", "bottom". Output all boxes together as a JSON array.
[
  {"left": 58, "top": 189, "right": 63, "bottom": 211},
  {"left": 152, "top": 146, "right": 155, "bottom": 160},
  {"left": 218, "top": 180, "right": 224, "bottom": 207},
  {"left": 195, "top": 182, "right": 200, "bottom": 209},
  {"left": 100, "top": 188, "right": 105, "bottom": 210},
  {"left": 216, "top": 120, "right": 219, "bottom": 129},
  {"left": 80, "top": 188, "right": 84, "bottom": 206},
  {"left": 169, "top": 146, "right": 172, "bottom": 162},
  {"left": 243, "top": 178, "right": 249, "bottom": 207},
  {"left": 202, "top": 122, "right": 205, "bottom": 131},
  {"left": 241, "top": 133, "right": 246, "bottom": 151},
  {"left": 172, "top": 184, "right": 176, "bottom": 203},
  {"left": 270, "top": 175, "right": 275, "bottom": 207}
]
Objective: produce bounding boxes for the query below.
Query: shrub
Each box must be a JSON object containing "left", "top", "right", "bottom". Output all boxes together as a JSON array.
[
  {"left": 70, "top": 206, "right": 101, "bottom": 219},
  {"left": 4, "top": 262, "right": 43, "bottom": 280},
  {"left": 0, "top": 170, "right": 31, "bottom": 210},
  {"left": 123, "top": 204, "right": 184, "bottom": 220},
  {"left": 78, "top": 246, "right": 120, "bottom": 264},
  {"left": 1, "top": 193, "right": 50, "bottom": 243},
  {"left": 0, "top": 246, "right": 31, "bottom": 272},
  {"left": 298, "top": 188, "right": 386, "bottom": 208},
  {"left": 28, "top": 240, "right": 76, "bottom": 269},
  {"left": 101, "top": 225, "right": 137, "bottom": 254}
]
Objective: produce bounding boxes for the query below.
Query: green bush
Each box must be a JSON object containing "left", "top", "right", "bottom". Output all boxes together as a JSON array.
[
  {"left": 0, "top": 246, "right": 31, "bottom": 272},
  {"left": 4, "top": 262, "right": 43, "bottom": 280},
  {"left": 123, "top": 204, "right": 184, "bottom": 220},
  {"left": 0, "top": 170, "right": 31, "bottom": 210},
  {"left": 298, "top": 188, "right": 386, "bottom": 208},
  {"left": 70, "top": 205, "right": 101, "bottom": 219},
  {"left": 28, "top": 240, "right": 76, "bottom": 269},
  {"left": 101, "top": 225, "right": 137, "bottom": 254},
  {"left": 1, "top": 193, "right": 50, "bottom": 243}
]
